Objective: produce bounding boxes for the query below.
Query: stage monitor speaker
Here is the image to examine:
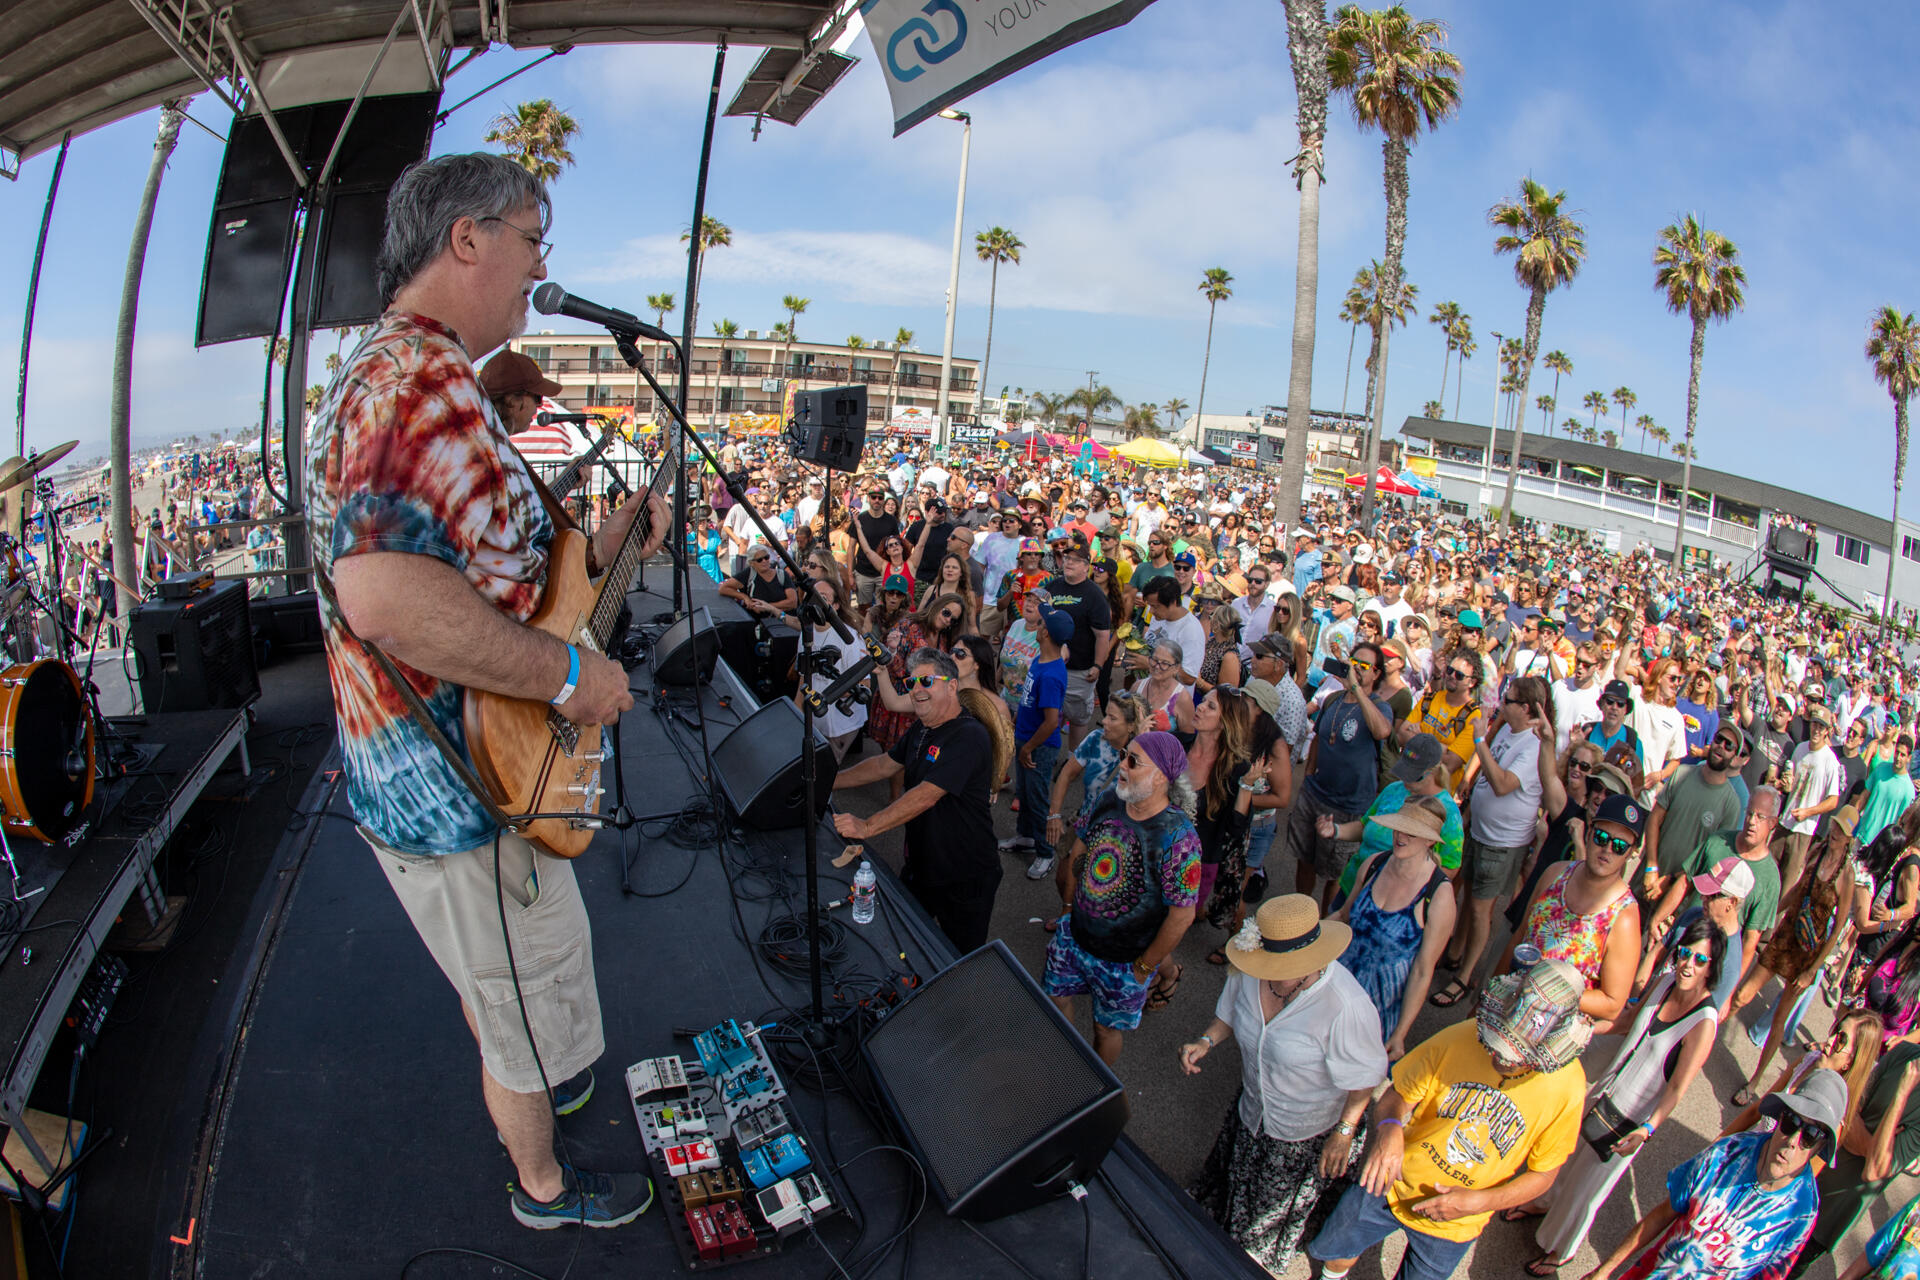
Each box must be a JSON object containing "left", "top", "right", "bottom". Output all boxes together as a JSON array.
[
  {"left": 785, "top": 385, "right": 867, "bottom": 472},
  {"left": 196, "top": 92, "right": 439, "bottom": 345},
  {"left": 651, "top": 607, "right": 720, "bottom": 686},
  {"left": 862, "top": 940, "right": 1128, "bottom": 1220},
  {"left": 129, "top": 579, "right": 261, "bottom": 713},
  {"left": 1767, "top": 526, "right": 1814, "bottom": 564},
  {"left": 709, "top": 699, "right": 838, "bottom": 830}
]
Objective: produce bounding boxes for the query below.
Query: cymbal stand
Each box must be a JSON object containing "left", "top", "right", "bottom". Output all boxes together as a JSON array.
[{"left": 0, "top": 826, "right": 44, "bottom": 904}]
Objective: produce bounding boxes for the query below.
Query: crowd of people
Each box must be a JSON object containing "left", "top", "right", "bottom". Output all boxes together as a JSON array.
[{"left": 671, "top": 429, "right": 1920, "bottom": 1280}]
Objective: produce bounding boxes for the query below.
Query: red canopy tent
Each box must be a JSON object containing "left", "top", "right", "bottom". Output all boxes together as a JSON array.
[{"left": 1344, "top": 466, "right": 1422, "bottom": 497}]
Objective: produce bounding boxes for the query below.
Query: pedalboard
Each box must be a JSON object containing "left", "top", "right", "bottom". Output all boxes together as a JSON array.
[{"left": 628, "top": 1019, "right": 844, "bottom": 1270}]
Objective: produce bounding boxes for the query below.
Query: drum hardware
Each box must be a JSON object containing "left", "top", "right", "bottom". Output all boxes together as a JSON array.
[{"left": 0, "top": 827, "right": 44, "bottom": 904}]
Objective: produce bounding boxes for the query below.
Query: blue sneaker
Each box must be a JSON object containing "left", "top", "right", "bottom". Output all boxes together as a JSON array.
[
  {"left": 551, "top": 1067, "right": 594, "bottom": 1116},
  {"left": 511, "top": 1166, "right": 654, "bottom": 1229}
]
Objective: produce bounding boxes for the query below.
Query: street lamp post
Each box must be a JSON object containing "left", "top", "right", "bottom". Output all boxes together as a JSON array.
[
  {"left": 1484, "top": 330, "right": 1505, "bottom": 490},
  {"left": 934, "top": 108, "right": 970, "bottom": 449}
]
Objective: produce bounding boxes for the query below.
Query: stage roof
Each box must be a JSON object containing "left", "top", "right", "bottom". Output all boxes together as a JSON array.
[{"left": 1, "top": 0, "right": 846, "bottom": 169}]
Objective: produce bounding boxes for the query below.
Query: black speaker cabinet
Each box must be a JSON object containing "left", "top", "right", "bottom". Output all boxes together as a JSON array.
[
  {"left": 651, "top": 607, "right": 720, "bottom": 686},
  {"left": 710, "top": 699, "right": 837, "bottom": 830},
  {"left": 862, "top": 941, "right": 1129, "bottom": 1220},
  {"left": 129, "top": 579, "right": 261, "bottom": 712}
]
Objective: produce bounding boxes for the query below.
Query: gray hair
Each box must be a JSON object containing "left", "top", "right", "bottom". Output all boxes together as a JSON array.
[
  {"left": 1750, "top": 786, "right": 1782, "bottom": 820},
  {"left": 1152, "top": 638, "right": 1184, "bottom": 668},
  {"left": 377, "top": 153, "right": 550, "bottom": 304},
  {"left": 908, "top": 647, "right": 960, "bottom": 682}
]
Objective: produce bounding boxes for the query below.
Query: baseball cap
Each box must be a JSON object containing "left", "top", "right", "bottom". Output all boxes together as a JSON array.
[
  {"left": 1391, "top": 732, "right": 1445, "bottom": 782},
  {"left": 1593, "top": 792, "right": 1648, "bottom": 839},
  {"left": 1249, "top": 634, "right": 1293, "bottom": 665},
  {"left": 478, "top": 350, "right": 563, "bottom": 400},
  {"left": 1240, "top": 679, "right": 1282, "bottom": 718},
  {"left": 1352, "top": 544, "right": 1375, "bottom": 564},
  {"left": 1456, "top": 608, "right": 1484, "bottom": 630},
  {"left": 1173, "top": 551, "right": 1197, "bottom": 569},
  {"left": 1040, "top": 607, "right": 1075, "bottom": 644},
  {"left": 1692, "top": 855, "right": 1757, "bottom": 900},
  {"left": 881, "top": 573, "right": 911, "bottom": 595},
  {"left": 1325, "top": 585, "right": 1359, "bottom": 605},
  {"left": 1046, "top": 525, "right": 1071, "bottom": 542}
]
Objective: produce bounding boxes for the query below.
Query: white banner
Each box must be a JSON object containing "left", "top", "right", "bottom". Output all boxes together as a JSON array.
[
  {"left": 1230, "top": 439, "right": 1258, "bottom": 456},
  {"left": 861, "top": 0, "right": 1159, "bottom": 134}
]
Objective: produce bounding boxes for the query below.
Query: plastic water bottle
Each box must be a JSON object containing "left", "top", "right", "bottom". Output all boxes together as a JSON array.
[{"left": 851, "top": 861, "right": 877, "bottom": 925}]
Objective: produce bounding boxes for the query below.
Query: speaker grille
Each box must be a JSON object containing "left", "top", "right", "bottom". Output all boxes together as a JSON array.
[{"left": 865, "top": 946, "right": 1116, "bottom": 1206}]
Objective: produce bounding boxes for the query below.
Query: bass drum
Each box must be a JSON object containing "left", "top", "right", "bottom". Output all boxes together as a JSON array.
[{"left": 0, "top": 660, "right": 94, "bottom": 842}]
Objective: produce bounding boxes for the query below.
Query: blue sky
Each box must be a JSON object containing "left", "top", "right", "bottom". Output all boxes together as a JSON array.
[{"left": 1, "top": 0, "right": 1916, "bottom": 514}]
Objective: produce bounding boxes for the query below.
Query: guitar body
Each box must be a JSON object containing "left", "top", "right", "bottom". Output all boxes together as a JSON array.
[{"left": 463, "top": 527, "right": 606, "bottom": 858}]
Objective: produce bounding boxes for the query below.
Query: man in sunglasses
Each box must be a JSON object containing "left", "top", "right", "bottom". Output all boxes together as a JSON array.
[
  {"left": 1640, "top": 725, "right": 1746, "bottom": 912},
  {"left": 1588, "top": 1071, "right": 1838, "bottom": 1280},
  {"left": 1580, "top": 679, "right": 1646, "bottom": 779},
  {"left": 1230, "top": 563, "right": 1276, "bottom": 645},
  {"left": 832, "top": 648, "right": 998, "bottom": 951}
]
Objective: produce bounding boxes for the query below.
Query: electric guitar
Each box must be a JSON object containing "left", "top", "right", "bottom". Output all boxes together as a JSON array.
[{"left": 461, "top": 434, "right": 676, "bottom": 857}]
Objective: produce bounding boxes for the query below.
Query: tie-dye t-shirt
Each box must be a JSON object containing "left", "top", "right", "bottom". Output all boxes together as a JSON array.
[
  {"left": 1068, "top": 796, "right": 1201, "bottom": 964},
  {"left": 1621, "top": 1131, "right": 1817, "bottom": 1280},
  {"left": 306, "top": 312, "right": 554, "bottom": 855}
]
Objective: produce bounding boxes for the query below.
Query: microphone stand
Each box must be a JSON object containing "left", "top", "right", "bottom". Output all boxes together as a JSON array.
[{"left": 610, "top": 328, "right": 855, "bottom": 1046}]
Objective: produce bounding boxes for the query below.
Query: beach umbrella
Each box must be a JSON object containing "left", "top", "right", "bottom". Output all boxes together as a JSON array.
[
  {"left": 1397, "top": 469, "right": 1440, "bottom": 497},
  {"left": 1343, "top": 466, "right": 1420, "bottom": 496}
]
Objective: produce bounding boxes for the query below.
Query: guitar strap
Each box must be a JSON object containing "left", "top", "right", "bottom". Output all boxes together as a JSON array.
[{"left": 311, "top": 567, "right": 523, "bottom": 833}]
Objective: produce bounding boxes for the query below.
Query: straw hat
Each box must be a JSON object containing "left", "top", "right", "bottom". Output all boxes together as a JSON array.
[
  {"left": 1369, "top": 804, "right": 1445, "bottom": 844},
  {"left": 1225, "top": 894, "right": 1351, "bottom": 981}
]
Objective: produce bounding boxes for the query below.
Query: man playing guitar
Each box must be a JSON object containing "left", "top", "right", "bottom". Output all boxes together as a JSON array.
[{"left": 309, "top": 154, "right": 667, "bottom": 1230}]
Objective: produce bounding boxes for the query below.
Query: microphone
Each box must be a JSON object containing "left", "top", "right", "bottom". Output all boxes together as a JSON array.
[
  {"left": 536, "top": 411, "right": 595, "bottom": 425},
  {"left": 531, "top": 283, "right": 674, "bottom": 343}
]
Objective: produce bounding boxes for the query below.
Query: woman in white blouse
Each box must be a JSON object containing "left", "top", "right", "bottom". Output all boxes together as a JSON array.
[{"left": 1180, "top": 894, "right": 1389, "bottom": 1275}]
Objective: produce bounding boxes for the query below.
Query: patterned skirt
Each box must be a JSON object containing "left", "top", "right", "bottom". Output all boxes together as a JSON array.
[{"left": 1188, "top": 1095, "right": 1364, "bottom": 1276}]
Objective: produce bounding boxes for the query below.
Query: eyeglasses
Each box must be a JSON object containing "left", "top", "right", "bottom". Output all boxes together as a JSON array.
[
  {"left": 1673, "top": 944, "right": 1713, "bottom": 967},
  {"left": 478, "top": 216, "right": 554, "bottom": 264},
  {"left": 1589, "top": 829, "right": 1635, "bottom": 856},
  {"left": 905, "top": 674, "right": 954, "bottom": 689},
  {"left": 1774, "top": 1112, "right": 1830, "bottom": 1150},
  {"left": 1568, "top": 759, "right": 1593, "bottom": 774},
  {"left": 1147, "top": 657, "right": 1175, "bottom": 670}
]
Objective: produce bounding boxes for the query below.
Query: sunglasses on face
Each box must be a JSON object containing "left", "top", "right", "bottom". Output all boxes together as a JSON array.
[
  {"left": 1449, "top": 668, "right": 1474, "bottom": 681},
  {"left": 1568, "top": 759, "right": 1593, "bottom": 774},
  {"left": 905, "top": 674, "right": 953, "bottom": 689},
  {"left": 1600, "top": 697, "right": 1627, "bottom": 709},
  {"left": 1673, "top": 944, "right": 1713, "bottom": 967},
  {"left": 1773, "top": 1112, "right": 1830, "bottom": 1150},
  {"left": 1589, "top": 829, "right": 1635, "bottom": 856}
]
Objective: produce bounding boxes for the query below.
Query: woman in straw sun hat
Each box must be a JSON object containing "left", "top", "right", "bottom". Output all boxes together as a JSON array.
[{"left": 1181, "top": 895, "right": 1388, "bottom": 1275}]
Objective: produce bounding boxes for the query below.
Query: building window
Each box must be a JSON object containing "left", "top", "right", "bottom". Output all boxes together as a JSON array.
[
  {"left": 1836, "top": 535, "right": 1870, "bottom": 565},
  {"left": 1903, "top": 535, "right": 1920, "bottom": 563}
]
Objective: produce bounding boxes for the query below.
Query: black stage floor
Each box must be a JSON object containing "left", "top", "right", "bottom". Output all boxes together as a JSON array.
[{"left": 185, "top": 571, "right": 1258, "bottom": 1280}]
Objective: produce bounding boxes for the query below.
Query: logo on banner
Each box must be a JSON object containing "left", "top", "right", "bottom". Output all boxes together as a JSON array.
[{"left": 887, "top": 0, "right": 968, "bottom": 81}]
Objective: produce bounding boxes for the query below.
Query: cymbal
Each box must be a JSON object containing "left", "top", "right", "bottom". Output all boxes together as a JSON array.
[{"left": 0, "top": 440, "right": 77, "bottom": 494}]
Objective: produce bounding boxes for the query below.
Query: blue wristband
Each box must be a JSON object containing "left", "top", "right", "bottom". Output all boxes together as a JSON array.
[{"left": 550, "top": 644, "right": 581, "bottom": 706}]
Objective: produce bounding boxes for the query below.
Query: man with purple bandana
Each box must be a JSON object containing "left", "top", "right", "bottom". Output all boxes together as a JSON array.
[{"left": 1044, "top": 731, "right": 1202, "bottom": 1064}]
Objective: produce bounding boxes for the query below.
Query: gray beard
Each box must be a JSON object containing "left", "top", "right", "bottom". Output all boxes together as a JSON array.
[{"left": 1115, "top": 776, "right": 1150, "bottom": 804}]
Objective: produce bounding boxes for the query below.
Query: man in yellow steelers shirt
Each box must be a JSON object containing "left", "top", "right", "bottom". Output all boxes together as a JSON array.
[{"left": 1308, "top": 959, "right": 1588, "bottom": 1280}]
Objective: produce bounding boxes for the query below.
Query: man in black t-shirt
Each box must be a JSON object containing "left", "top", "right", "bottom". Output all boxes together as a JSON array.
[
  {"left": 905, "top": 497, "right": 955, "bottom": 578},
  {"left": 832, "top": 647, "right": 998, "bottom": 950},
  {"left": 718, "top": 545, "right": 797, "bottom": 618},
  {"left": 1040, "top": 542, "right": 1113, "bottom": 748},
  {"left": 852, "top": 484, "right": 901, "bottom": 608}
]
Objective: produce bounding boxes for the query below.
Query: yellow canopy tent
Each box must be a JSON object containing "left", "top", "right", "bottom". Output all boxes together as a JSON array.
[{"left": 1114, "top": 437, "right": 1184, "bottom": 467}]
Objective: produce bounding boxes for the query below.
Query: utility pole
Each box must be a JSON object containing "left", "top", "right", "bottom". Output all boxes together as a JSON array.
[{"left": 1085, "top": 370, "right": 1097, "bottom": 439}]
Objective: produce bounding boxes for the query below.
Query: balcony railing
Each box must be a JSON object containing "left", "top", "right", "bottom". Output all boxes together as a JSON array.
[{"left": 1427, "top": 456, "right": 1758, "bottom": 549}]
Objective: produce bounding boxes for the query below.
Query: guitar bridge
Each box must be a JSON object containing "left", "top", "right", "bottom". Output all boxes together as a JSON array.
[{"left": 547, "top": 708, "right": 581, "bottom": 755}]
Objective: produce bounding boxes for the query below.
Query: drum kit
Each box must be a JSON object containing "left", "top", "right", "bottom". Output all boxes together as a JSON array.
[{"left": 0, "top": 440, "right": 100, "bottom": 900}]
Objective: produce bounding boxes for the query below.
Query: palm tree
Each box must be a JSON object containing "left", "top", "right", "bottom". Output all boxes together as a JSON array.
[
  {"left": 1648, "top": 423, "right": 1671, "bottom": 455},
  {"left": 1653, "top": 214, "right": 1747, "bottom": 560},
  {"left": 1352, "top": 261, "right": 1420, "bottom": 459},
  {"left": 973, "top": 227, "right": 1023, "bottom": 417},
  {"left": 1338, "top": 273, "right": 1369, "bottom": 417},
  {"left": 1868, "top": 306, "right": 1920, "bottom": 637},
  {"left": 1634, "top": 413, "right": 1655, "bottom": 453},
  {"left": 1032, "top": 392, "right": 1068, "bottom": 428},
  {"left": 647, "top": 292, "right": 676, "bottom": 397},
  {"left": 711, "top": 319, "right": 741, "bottom": 429},
  {"left": 1275, "top": 0, "right": 1333, "bottom": 526},
  {"left": 1612, "top": 386, "right": 1636, "bottom": 448},
  {"left": 1535, "top": 394, "right": 1555, "bottom": 434},
  {"left": 1562, "top": 417, "right": 1585, "bottom": 439},
  {"left": 1192, "top": 267, "right": 1234, "bottom": 447},
  {"left": 1542, "top": 350, "right": 1572, "bottom": 437},
  {"left": 780, "top": 294, "right": 810, "bottom": 381},
  {"left": 1123, "top": 403, "right": 1162, "bottom": 439},
  {"left": 1451, "top": 323, "right": 1475, "bottom": 420},
  {"left": 484, "top": 99, "right": 580, "bottom": 182},
  {"left": 1497, "top": 336, "right": 1526, "bottom": 435},
  {"left": 1163, "top": 397, "right": 1189, "bottom": 438},
  {"left": 1069, "top": 383, "right": 1121, "bottom": 436},
  {"left": 111, "top": 103, "right": 183, "bottom": 617},
  {"left": 1582, "top": 389, "right": 1608, "bottom": 433},
  {"left": 1330, "top": 3, "right": 1462, "bottom": 521},
  {"left": 1489, "top": 178, "right": 1587, "bottom": 528},
  {"left": 1601, "top": 428, "right": 1619, "bottom": 449},
  {"left": 1672, "top": 442, "right": 1694, "bottom": 460},
  {"left": 678, "top": 215, "right": 732, "bottom": 344},
  {"left": 888, "top": 326, "right": 916, "bottom": 427},
  {"left": 1429, "top": 299, "right": 1465, "bottom": 407}
]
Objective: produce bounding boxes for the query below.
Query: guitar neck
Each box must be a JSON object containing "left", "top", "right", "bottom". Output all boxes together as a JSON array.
[
  {"left": 548, "top": 419, "right": 622, "bottom": 499},
  {"left": 585, "top": 454, "right": 679, "bottom": 648}
]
